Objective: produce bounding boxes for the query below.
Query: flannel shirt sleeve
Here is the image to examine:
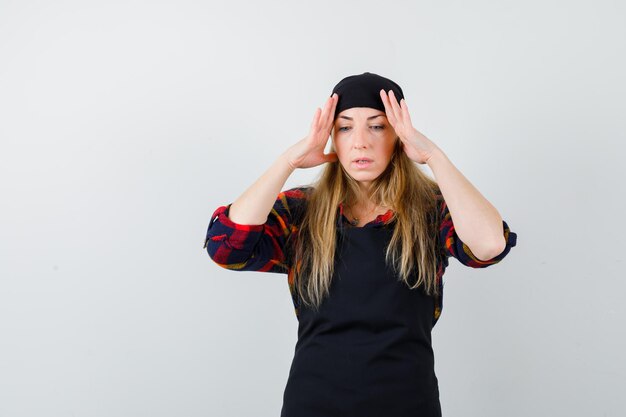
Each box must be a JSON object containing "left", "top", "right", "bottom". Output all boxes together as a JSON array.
[
  {"left": 203, "top": 187, "right": 308, "bottom": 274},
  {"left": 438, "top": 196, "right": 517, "bottom": 268}
]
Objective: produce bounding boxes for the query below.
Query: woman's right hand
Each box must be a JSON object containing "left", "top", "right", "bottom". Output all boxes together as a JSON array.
[{"left": 284, "top": 93, "right": 339, "bottom": 170}]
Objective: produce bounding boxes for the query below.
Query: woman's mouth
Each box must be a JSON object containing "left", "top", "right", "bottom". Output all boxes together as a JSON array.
[{"left": 352, "top": 159, "right": 373, "bottom": 168}]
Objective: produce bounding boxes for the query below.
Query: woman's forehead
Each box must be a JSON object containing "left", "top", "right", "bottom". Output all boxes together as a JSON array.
[{"left": 337, "top": 107, "right": 386, "bottom": 119}]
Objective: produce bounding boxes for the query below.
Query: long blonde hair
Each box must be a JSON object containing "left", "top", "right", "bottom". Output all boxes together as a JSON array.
[{"left": 288, "top": 136, "right": 444, "bottom": 312}]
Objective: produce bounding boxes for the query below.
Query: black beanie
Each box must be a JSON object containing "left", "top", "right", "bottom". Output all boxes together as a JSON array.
[{"left": 330, "top": 72, "right": 405, "bottom": 120}]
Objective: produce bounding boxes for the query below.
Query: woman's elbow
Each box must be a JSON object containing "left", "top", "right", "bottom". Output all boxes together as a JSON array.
[{"left": 472, "top": 236, "right": 507, "bottom": 261}]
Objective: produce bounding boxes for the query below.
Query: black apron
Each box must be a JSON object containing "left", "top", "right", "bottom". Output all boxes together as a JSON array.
[{"left": 281, "top": 219, "right": 442, "bottom": 417}]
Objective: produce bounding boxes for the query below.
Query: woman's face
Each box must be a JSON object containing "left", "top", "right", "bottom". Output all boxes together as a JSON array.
[{"left": 331, "top": 107, "right": 398, "bottom": 190}]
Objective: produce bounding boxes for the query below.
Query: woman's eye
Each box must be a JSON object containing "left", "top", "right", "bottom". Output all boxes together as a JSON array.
[{"left": 338, "top": 126, "right": 384, "bottom": 132}]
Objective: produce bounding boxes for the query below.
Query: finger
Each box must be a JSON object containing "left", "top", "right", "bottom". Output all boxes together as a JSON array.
[
  {"left": 324, "top": 93, "right": 338, "bottom": 131},
  {"left": 379, "top": 89, "right": 397, "bottom": 125},
  {"left": 321, "top": 95, "right": 333, "bottom": 122},
  {"left": 318, "top": 93, "right": 335, "bottom": 135},
  {"left": 400, "top": 98, "right": 413, "bottom": 125},
  {"left": 315, "top": 96, "right": 333, "bottom": 135},
  {"left": 387, "top": 90, "right": 402, "bottom": 125},
  {"left": 388, "top": 90, "right": 403, "bottom": 119},
  {"left": 379, "top": 89, "right": 392, "bottom": 115}
]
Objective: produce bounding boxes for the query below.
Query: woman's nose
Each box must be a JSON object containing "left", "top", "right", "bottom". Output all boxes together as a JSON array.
[{"left": 352, "top": 128, "right": 368, "bottom": 149}]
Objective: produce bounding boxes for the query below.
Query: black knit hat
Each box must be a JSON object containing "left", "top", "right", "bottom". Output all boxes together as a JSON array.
[{"left": 330, "top": 72, "right": 405, "bottom": 120}]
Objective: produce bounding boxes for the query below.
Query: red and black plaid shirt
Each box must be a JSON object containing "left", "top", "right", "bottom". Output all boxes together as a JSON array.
[{"left": 203, "top": 186, "right": 517, "bottom": 326}]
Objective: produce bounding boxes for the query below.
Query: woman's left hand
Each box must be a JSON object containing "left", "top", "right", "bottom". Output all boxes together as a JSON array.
[{"left": 380, "top": 89, "right": 440, "bottom": 165}]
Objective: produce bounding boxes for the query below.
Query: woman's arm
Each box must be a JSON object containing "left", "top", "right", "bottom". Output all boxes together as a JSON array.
[
  {"left": 227, "top": 152, "right": 296, "bottom": 225},
  {"left": 427, "top": 147, "right": 506, "bottom": 261},
  {"left": 228, "top": 93, "right": 338, "bottom": 225},
  {"left": 204, "top": 94, "right": 339, "bottom": 271},
  {"left": 378, "top": 89, "right": 513, "bottom": 262}
]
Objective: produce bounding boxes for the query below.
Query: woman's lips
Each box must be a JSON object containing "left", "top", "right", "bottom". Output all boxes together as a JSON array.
[{"left": 352, "top": 160, "right": 373, "bottom": 168}]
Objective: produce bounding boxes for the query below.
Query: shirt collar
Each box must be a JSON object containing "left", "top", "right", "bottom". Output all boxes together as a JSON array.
[{"left": 337, "top": 202, "right": 395, "bottom": 228}]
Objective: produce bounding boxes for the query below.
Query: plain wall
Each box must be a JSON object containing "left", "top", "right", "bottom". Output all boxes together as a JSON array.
[{"left": 1, "top": 0, "right": 625, "bottom": 416}]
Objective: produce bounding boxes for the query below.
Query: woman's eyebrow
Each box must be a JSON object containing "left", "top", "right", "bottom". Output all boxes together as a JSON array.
[{"left": 338, "top": 115, "right": 386, "bottom": 121}]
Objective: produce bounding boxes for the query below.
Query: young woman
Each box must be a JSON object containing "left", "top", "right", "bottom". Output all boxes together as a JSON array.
[{"left": 204, "top": 72, "right": 517, "bottom": 417}]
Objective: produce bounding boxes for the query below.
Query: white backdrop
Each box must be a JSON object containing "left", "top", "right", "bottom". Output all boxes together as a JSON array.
[{"left": 1, "top": 0, "right": 625, "bottom": 416}]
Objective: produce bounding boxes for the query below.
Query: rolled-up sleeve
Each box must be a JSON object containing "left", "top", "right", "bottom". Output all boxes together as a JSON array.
[
  {"left": 438, "top": 197, "right": 517, "bottom": 268},
  {"left": 203, "top": 187, "right": 308, "bottom": 274}
]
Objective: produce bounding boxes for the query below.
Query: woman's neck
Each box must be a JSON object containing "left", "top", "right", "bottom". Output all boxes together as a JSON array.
[{"left": 345, "top": 201, "right": 390, "bottom": 226}]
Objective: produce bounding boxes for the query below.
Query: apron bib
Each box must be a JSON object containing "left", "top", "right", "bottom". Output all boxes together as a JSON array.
[{"left": 281, "top": 224, "right": 442, "bottom": 417}]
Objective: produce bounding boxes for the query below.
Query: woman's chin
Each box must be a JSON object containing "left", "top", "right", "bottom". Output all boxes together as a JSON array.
[{"left": 348, "top": 171, "right": 382, "bottom": 184}]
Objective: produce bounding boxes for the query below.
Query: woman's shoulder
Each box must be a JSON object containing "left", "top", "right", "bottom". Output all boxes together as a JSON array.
[
  {"left": 279, "top": 185, "right": 314, "bottom": 206},
  {"left": 281, "top": 185, "right": 315, "bottom": 197}
]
